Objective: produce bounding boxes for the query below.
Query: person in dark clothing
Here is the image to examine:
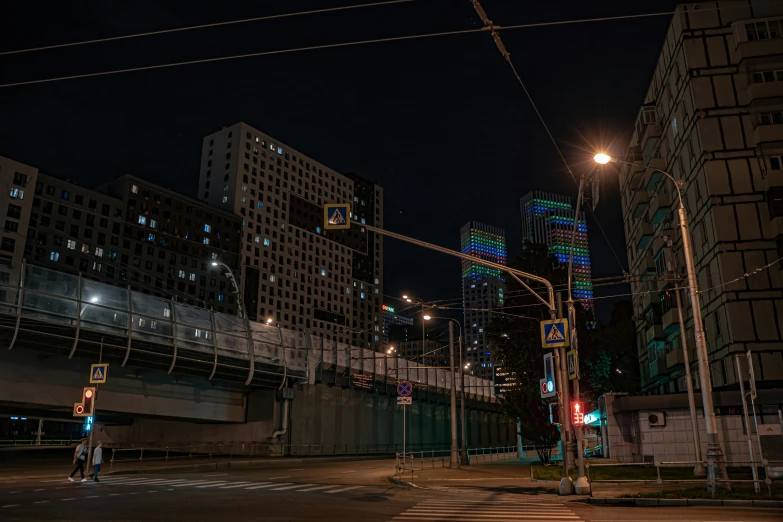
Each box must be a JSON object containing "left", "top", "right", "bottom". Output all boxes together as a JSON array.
[{"left": 68, "top": 439, "right": 88, "bottom": 482}]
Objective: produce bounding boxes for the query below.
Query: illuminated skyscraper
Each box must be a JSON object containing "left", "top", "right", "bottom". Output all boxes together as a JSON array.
[
  {"left": 460, "top": 221, "right": 506, "bottom": 380},
  {"left": 519, "top": 191, "right": 594, "bottom": 310}
]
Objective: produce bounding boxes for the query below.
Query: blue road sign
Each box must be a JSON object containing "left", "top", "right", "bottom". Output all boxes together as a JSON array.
[
  {"left": 567, "top": 349, "right": 579, "bottom": 380},
  {"left": 324, "top": 204, "right": 351, "bottom": 230},
  {"left": 540, "top": 319, "right": 569, "bottom": 348},
  {"left": 90, "top": 363, "right": 108, "bottom": 384},
  {"left": 397, "top": 381, "right": 412, "bottom": 397}
]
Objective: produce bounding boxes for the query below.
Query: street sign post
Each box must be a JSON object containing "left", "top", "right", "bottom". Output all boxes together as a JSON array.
[
  {"left": 397, "top": 380, "right": 412, "bottom": 397},
  {"left": 324, "top": 204, "right": 351, "bottom": 230},
  {"left": 397, "top": 382, "right": 413, "bottom": 471},
  {"left": 566, "top": 350, "right": 579, "bottom": 380},
  {"left": 540, "top": 319, "right": 569, "bottom": 348},
  {"left": 397, "top": 397, "right": 412, "bottom": 405},
  {"left": 90, "top": 363, "right": 108, "bottom": 384}
]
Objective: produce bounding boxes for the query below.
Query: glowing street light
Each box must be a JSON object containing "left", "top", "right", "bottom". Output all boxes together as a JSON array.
[
  {"left": 266, "top": 318, "right": 273, "bottom": 325},
  {"left": 423, "top": 315, "right": 432, "bottom": 321},
  {"left": 593, "top": 152, "right": 611, "bottom": 165}
]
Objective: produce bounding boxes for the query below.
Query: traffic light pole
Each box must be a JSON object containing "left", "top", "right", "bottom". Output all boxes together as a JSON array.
[
  {"left": 556, "top": 292, "right": 574, "bottom": 495},
  {"left": 85, "top": 345, "right": 103, "bottom": 477}
]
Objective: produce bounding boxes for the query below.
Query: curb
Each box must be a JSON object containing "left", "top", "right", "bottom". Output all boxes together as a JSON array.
[
  {"left": 588, "top": 497, "right": 783, "bottom": 508},
  {"left": 105, "top": 454, "right": 393, "bottom": 476},
  {"left": 388, "top": 476, "right": 427, "bottom": 489}
]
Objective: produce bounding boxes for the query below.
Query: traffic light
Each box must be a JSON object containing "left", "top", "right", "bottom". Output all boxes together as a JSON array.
[
  {"left": 549, "top": 402, "right": 560, "bottom": 425},
  {"left": 540, "top": 353, "right": 556, "bottom": 398},
  {"left": 73, "top": 387, "right": 96, "bottom": 417},
  {"left": 572, "top": 401, "right": 584, "bottom": 426}
]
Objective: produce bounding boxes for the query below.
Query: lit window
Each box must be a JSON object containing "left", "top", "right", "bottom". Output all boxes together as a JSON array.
[
  {"left": 241, "top": 185, "right": 247, "bottom": 192},
  {"left": 95, "top": 248, "right": 103, "bottom": 258},
  {"left": 138, "top": 215, "right": 147, "bottom": 225},
  {"left": 131, "top": 184, "right": 138, "bottom": 194},
  {"left": 108, "top": 251, "right": 117, "bottom": 260},
  {"left": 270, "top": 275, "right": 276, "bottom": 283},
  {"left": 222, "top": 196, "right": 228, "bottom": 203},
  {"left": 254, "top": 236, "right": 260, "bottom": 243},
  {"left": 163, "top": 309, "right": 171, "bottom": 318},
  {"left": 9, "top": 188, "right": 24, "bottom": 199},
  {"left": 321, "top": 269, "right": 326, "bottom": 276},
  {"left": 257, "top": 202, "right": 263, "bottom": 209},
  {"left": 92, "top": 262, "right": 101, "bottom": 272},
  {"left": 67, "top": 240, "right": 76, "bottom": 250},
  {"left": 277, "top": 147, "right": 283, "bottom": 154},
  {"left": 148, "top": 233, "right": 155, "bottom": 242},
  {"left": 360, "top": 292, "right": 365, "bottom": 299},
  {"left": 316, "top": 227, "right": 321, "bottom": 234},
  {"left": 189, "top": 273, "right": 196, "bottom": 281},
  {"left": 264, "top": 238, "right": 270, "bottom": 247},
  {"left": 49, "top": 251, "right": 59, "bottom": 262},
  {"left": 479, "top": 328, "right": 483, "bottom": 333},
  {"left": 223, "top": 185, "right": 229, "bottom": 192},
  {"left": 346, "top": 288, "right": 351, "bottom": 294},
  {"left": 218, "top": 293, "right": 224, "bottom": 302},
  {"left": 203, "top": 237, "right": 210, "bottom": 245},
  {"left": 81, "top": 244, "right": 90, "bottom": 254},
  {"left": 204, "top": 224, "right": 211, "bottom": 233},
  {"left": 361, "top": 218, "right": 366, "bottom": 224},
  {"left": 241, "top": 197, "right": 247, "bottom": 203},
  {"left": 178, "top": 270, "right": 185, "bottom": 279},
  {"left": 150, "top": 219, "right": 157, "bottom": 229},
  {"left": 211, "top": 253, "right": 218, "bottom": 260},
  {"left": 374, "top": 335, "right": 379, "bottom": 341}
]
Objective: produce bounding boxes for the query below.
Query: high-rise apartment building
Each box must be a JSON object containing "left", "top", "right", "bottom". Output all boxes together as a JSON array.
[
  {"left": 619, "top": 2, "right": 783, "bottom": 394},
  {"left": 382, "top": 304, "right": 413, "bottom": 344},
  {"left": 519, "top": 191, "right": 594, "bottom": 308},
  {"left": 460, "top": 221, "right": 506, "bottom": 380},
  {"left": 0, "top": 155, "right": 243, "bottom": 314},
  {"left": 197, "top": 122, "right": 384, "bottom": 350}
]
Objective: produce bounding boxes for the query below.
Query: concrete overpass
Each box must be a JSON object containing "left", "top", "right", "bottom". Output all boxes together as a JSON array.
[{"left": 0, "top": 261, "right": 514, "bottom": 450}]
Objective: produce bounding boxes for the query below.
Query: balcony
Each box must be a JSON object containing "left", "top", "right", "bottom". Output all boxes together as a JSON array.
[
  {"left": 662, "top": 306, "right": 680, "bottom": 333},
  {"left": 649, "top": 192, "right": 672, "bottom": 224},
  {"left": 734, "top": 34, "right": 783, "bottom": 63},
  {"left": 747, "top": 81, "right": 783, "bottom": 105},
  {"left": 666, "top": 348, "right": 685, "bottom": 369},
  {"left": 648, "top": 354, "right": 669, "bottom": 381},
  {"left": 642, "top": 290, "right": 660, "bottom": 311},
  {"left": 640, "top": 255, "right": 656, "bottom": 278},
  {"left": 630, "top": 191, "right": 649, "bottom": 219},
  {"left": 635, "top": 222, "right": 654, "bottom": 250},
  {"left": 657, "top": 272, "right": 675, "bottom": 292},
  {"left": 753, "top": 124, "right": 783, "bottom": 146},
  {"left": 640, "top": 122, "right": 662, "bottom": 157}
]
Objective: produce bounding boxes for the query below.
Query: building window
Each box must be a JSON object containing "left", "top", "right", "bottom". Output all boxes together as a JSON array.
[
  {"left": 66, "top": 239, "right": 76, "bottom": 250},
  {"left": 264, "top": 238, "right": 270, "bottom": 247},
  {"left": 150, "top": 219, "right": 157, "bottom": 229},
  {"left": 745, "top": 19, "right": 783, "bottom": 42},
  {"left": 671, "top": 117, "right": 678, "bottom": 137},
  {"left": 9, "top": 188, "right": 24, "bottom": 200},
  {"left": 189, "top": 273, "right": 196, "bottom": 281},
  {"left": 321, "top": 269, "right": 326, "bottom": 276},
  {"left": 771, "top": 156, "right": 783, "bottom": 170},
  {"left": 222, "top": 196, "right": 228, "bottom": 203},
  {"left": 49, "top": 251, "right": 59, "bottom": 262},
  {"left": 751, "top": 69, "right": 783, "bottom": 84},
  {"left": 178, "top": 270, "right": 186, "bottom": 279},
  {"left": 270, "top": 275, "right": 275, "bottom": 283},
  {"left": 131, "top": 184, "right": 139, "bottom": 194},
  {"left": 203, "top": 237, "right": 210, "bottom": 245},
  {"left": 12, "top": 172, "right": 28, "bottom": 186},
  {"left": 148, "top": 233, "right": 155, "bottom": 242},
  {"left": 759, "top": 111, "right": 783, "bottom": 125},
  {"left": 138, "top": 215, "right": 147, "bottom": 225},
  {"left": 95, "top": 247, "right": 103, "bottom": 258},
  {"left": 204, "top": 224, "right": 211, "bottom": 233}
]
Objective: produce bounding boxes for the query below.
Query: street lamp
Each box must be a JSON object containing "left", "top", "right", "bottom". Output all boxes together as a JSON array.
[
  {"left": 594, "top": 153, "right": 725, "bottom": 488},
  {"left": 424, "top": 315, "right": 467, "bottom": 467},
  {"left": 211, "top": 261, "right": 247, "bottom": 320}
]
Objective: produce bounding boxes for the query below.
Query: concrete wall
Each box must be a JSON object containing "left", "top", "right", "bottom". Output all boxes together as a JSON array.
[{"left": 288, "top": 384, "right": 515, "bottom": 450}]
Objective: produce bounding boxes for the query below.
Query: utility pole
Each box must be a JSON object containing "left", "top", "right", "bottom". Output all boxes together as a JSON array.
[
  {"left": 448, "top": 322, "right": 460, "bottom": 468},
  {"left": 459, "top": 335, "right": 469, "bottom": 465},
  {"left": 556, "top": 292, "right": 574, "bottom": 495}
]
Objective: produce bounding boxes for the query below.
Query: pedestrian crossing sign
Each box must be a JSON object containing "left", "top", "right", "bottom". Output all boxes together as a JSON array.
[
  {"left": 90, "top": 363, "right": 108, "bottom": 384},
  {"left": 540, "top": 319, "right": 569, "bottom": 348},
  {"left": 324, "top": 204, "right": 351, "bottom": 230}
]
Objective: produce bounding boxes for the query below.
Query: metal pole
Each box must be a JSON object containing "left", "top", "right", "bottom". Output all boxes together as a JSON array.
[
  {"left": 36, "top": 419, "right": 43, "bottom": 446},
  {"left": 674, "top": 284, "right": 705, "bottom": 476},
  {"left": 403, "top": 402, "right": 406, "bottom": 471},
  {"left": 448, "top": 322, "right": 459, "bottom": 468},
  {"left": 556, "top": 292, "right": 574, "bottom": 495},
  {"left": 678, "top": 205, "right": 726, "bottom": 490},
  {"left": 459, "top": 334, "right": 468, "bottom": 465},
  {"left": 746, "top": 354, "right": 764, "bottom": 484},
  {"left": 566, "top": 180, "right": 590, "bottom": 495},
  {"left": 735, "top": 355, "right": 759, "bottom": 493}
]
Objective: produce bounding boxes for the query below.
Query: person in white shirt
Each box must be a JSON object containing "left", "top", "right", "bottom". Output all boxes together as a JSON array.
[
  {"left": 92, "top": 441, "right": 103, "bottom": 482},
  {"left": 68, "top": 439, "right": 88, "bottom": 482}
]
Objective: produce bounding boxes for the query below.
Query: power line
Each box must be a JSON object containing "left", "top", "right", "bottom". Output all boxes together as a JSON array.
[
  {"left": 0, "top": 1, "right": 414, "bottom": 57},
  {"left": 0, "top": 8, "right": 711, "bottom": 89}
]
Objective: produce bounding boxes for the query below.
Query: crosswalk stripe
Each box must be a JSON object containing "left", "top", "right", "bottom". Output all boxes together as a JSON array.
[
  {"left": 195, "top": 482, "right": 230, "bottom": 488},
  {"left": 324, "top": 485, "right": 364, "bottom": 494},
  {"left": 393, "top": 517, "right": 579, "bottom": 521},
  {"left": 245, "top": 483, "right": 291, "bottom": 490},
  {"left": 415, "top": 507, "right": 573, "bottom": 513},
  {"left": 296, "top": 485, "right": 340, "bottom": 492},
  {"left": 219, "top": 482, "right": 255, "bottom": 489},
  {"left": 169, "top": 480, "right": 219, "bottom": 487},
  {"left": 393, "top": 497, "right": 582, "bottom": 522},
  {"left": 408, "top": 509, "right": 575, "bottom": 514},
  {"left": 269, "top": 483, "right": 316, "bottom": 491},
  {"left": 243, "top": 482, "right": 272, "bottom": 489}
]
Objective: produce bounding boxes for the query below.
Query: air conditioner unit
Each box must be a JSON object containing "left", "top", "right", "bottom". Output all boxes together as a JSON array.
[{"left": 648, "top": 412, "right": 666, "bottom": 427}]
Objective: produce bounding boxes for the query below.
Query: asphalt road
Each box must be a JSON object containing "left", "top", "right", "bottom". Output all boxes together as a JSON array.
[{"left": 0, "top": 460, "right": 780, "bottom": 521}]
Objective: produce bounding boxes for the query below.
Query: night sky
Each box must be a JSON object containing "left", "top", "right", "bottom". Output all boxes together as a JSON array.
[{"left": 1, "top": 0, "right": 680, "bottom": 322}]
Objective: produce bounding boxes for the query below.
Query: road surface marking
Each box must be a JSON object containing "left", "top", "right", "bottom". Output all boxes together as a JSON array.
[
  {"left": 147, "top": 491, "right": 158, "bottom": 493},
  {"left": 61, "top": 498, "right": 76, "bottom": 501},
  {"left": 296, "top": 485, "right": 340, "bottom": 492},
  {"left": 245, "top": 483, "right": 290, "bottom": 490},
  {"left": 2, "top": 504, "right": 20, "bottom": 508},
  {"left": 340, "top": 471, "right": 357, "bottom": 473},
  {"left": 169, "top": 480, "right": 218, "bottom": 487},
  {"left": 34, "top": 500, "right": 49, "bottom": 504},
  {"left": 268, "top": 476, "right": 290, "bottom": 479},
  {"left": 9, "top": 491, "right": 20, "bottom": 494},
  {"left": 242, "top": 482, "right": 272, "bottom": 489},
  {"left": 203, "top": 473, "right": 227, "bottom": 477},
  {"left": 325, "top": 486, "right": 364, "bottom": 493},
  {"left": 108, "top": 493, "right": 121, "bottom": 496},
  {"left": 34, "top": 489, "right": 45, "bottom": 492},
  {"left": 130, "top": 492, "right": 139, "bottom": 495},
  {"left": 270, "top": 483, "right": 316, "bottom": 491},
  {"left": 86, "top": 495, "right": 99, "bottom": 498},
  {"left": 218, "top": 482, "right": 255, "bottom": 489},
  {"left": 195, "top": 482, "right": 230, "bottom": 488},
  {"left": 40, "top": 479, "right": 67, "bottom": 483},
  {"left": 287, "top": 469, "right": 304, "bottom": 471}
]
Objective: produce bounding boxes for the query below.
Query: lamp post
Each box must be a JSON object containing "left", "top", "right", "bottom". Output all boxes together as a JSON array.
[
  {"left": 403, "top": 294, "right": 427, "bottom": 360},
  {"left": 424, "top": 314, "right": 462, "bottom": 468},
  {"left": 211, "top": 261, "right": 247, "bottom": 320},
  {"left": 594, "top": 153, "right": 726, "bottom": 489}
]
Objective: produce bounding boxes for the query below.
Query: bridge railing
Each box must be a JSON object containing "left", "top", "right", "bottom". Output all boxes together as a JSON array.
[
  {"left": 394, "top": 445, "right": 521, "bottom": 475},
  {"left": 0, "top": 259, "right": 497, "bottom": 397}
]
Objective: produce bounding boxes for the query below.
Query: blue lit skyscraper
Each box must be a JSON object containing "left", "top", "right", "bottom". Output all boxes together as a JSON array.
[
  {"left": 520, "top": 191, "right": 594, "bottom": 311},
  {"left": 460, "top": 222, "right": 506, "bottom": 380}
]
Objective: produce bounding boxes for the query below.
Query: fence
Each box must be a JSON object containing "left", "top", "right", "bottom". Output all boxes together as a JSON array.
[
  {"left": 394, "top": 445, "right": 520, "bottom": 475},
  {"left": 108, "top": 442, "right": 449, "bottom": 472},
  {"left": 0, "top": 439, "right": 76, "bottom": 447},
  {"left": 586, "top": 459, "right": 783, "bottom": 497}
]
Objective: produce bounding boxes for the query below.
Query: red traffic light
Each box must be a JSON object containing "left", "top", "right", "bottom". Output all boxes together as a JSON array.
[
  {"left": 572, "top": 401, "right": 585, "bottom": 426},
  {"left": 75, "top": 405, "right": 84, "bottom": 415}
]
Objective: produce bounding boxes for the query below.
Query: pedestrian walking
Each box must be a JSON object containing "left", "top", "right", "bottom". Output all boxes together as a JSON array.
[
  {"left": 68, "top": 438, "right": 88, "bottom": 482},
  {"left": 92, "top": 441, "right": 103, "bottom": 482}
]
